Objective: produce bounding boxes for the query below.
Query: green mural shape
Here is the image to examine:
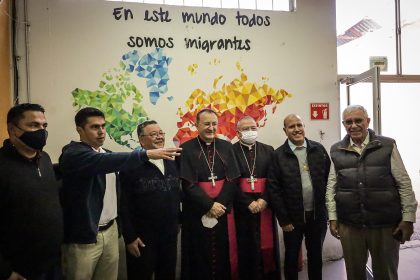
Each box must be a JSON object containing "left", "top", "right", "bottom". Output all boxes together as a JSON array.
[{"left": 72, "top": 68, "right": 147, "bottom": 149}]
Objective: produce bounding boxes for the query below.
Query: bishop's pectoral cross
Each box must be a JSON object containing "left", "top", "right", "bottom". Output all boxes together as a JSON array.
[
  {"left": 208, "top": 172, "right": 218, "bottom": 187},
  {"left": 247, "top": 175, "right": 258, "bottom": 191}
]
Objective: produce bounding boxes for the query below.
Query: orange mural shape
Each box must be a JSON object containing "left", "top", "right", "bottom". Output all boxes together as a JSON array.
[{"left": 174, "top": 65, "right": 292, "bottom": 145}]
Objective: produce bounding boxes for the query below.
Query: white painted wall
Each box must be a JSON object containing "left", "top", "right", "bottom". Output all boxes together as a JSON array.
[{"left": 25, "top": 0, "right": 339, "bottom": 157}]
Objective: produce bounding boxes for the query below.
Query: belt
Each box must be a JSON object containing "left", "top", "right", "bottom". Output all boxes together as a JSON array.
[{"left": 98, "top": 219, "right": 114, "bottom": 232}]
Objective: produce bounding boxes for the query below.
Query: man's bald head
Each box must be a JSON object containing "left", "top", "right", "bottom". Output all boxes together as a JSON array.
[
  {"left": 283, "top": 114, "right": 305, "bottom": 146},
  {"left": 284, "top": 114, "right": 304, "bottom": 127}
]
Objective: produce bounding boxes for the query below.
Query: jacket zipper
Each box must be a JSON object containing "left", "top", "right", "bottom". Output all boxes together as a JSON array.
[{"left": 34, "top": 155, "right": 42, "bottom": 177}]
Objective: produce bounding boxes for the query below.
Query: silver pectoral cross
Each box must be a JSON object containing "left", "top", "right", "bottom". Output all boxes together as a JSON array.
[
  {"left": 208, "top": 172, "right": 218, "bottom": 187},
  {"left": 247, "top": 176, "right": 257, "bottom": 191}
]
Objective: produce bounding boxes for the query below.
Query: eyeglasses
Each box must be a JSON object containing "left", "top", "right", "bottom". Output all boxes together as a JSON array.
[
  {"left": 342, "top": 118, "right": 364, "bottom": 126},
  {"left": 141, "top": 131, "right": 165, "bottom": 138}
]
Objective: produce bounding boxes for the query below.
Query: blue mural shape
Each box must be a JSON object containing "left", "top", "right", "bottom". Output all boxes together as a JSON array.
[
  {"left": 121, "top": 48, "right": 173, "bottom": 105},
  {"left": 71, "top": 48, "right": 173, "bottom": 149}
]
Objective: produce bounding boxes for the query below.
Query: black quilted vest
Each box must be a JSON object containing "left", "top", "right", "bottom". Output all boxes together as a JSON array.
[{"left": 330, "top": 130, "right": 401, "bottom": 228}]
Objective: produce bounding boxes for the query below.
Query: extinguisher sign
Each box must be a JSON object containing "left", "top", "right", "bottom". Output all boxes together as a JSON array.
[{"left": 310, "top": 103, "right": 329, "bottom": 120}]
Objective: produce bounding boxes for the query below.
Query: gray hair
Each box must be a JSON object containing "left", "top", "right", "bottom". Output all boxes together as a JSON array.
[
  {"left": 342, "top": 105, "right": 368, "bottom": 119},
  {"left": 236, "top": 116, "right": 256, "bottom": 130}
]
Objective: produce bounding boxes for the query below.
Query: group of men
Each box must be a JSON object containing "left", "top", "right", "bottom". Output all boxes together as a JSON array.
[{"left": 0, "top": 103, "right": 417, "bottom": 280}]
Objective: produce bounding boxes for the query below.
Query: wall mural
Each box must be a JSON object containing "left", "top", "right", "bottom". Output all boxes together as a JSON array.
[
  {"left": 71, "top": 48, "right": 292, "bottom": 149},
  {"left": 175, "top": 62, "right": 291, "bottom": 145},
  {"left": 71, "top": 48, "right": 171, "bottom": 149}
]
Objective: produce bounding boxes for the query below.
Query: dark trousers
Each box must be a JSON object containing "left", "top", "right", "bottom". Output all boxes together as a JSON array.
[
  {"left": 23, "top": 262, "right": 62, "bottom": 280},
  {"left": 126, "top": 223, "right": 178, "bottom": 280},
  {"left": 283, "top": 212, "right": 327, "bottom": 280}
]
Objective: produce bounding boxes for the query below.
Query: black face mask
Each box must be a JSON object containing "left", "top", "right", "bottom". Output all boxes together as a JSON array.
[{"left": 18, "top": 129, "right": 48, "bottom": 150}]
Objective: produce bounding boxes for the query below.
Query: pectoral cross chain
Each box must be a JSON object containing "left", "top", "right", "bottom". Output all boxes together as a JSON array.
[
  {"left": 208, "top": 173, "right": 218, "bottom": 187},
  {"left": 247, "top": 175, "right": 257, "bottom": 191},
  {"left": 197, "top": 138, "right": 217, "bottom": 188},
  {"left": 240, "top": 144, "right": 258, "bottom": 191}
]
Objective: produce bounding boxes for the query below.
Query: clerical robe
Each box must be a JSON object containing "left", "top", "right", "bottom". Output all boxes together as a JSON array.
[
  {"left": 178, "top": 137, "right": 240, "bottom": 280},
  {"left": 233, "top": 141, "right": 281, "bottom": 280}
]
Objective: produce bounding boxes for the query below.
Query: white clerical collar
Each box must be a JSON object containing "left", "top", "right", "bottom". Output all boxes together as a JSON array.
[
  {"left": 198, "top": 136, "right": 214, "bottom": 146},
  {"left": 240, "top": 141, "right": 255, "bottom": 150},
  {"left": 288, "top": 139, "right": 307, "bottom": 151}
]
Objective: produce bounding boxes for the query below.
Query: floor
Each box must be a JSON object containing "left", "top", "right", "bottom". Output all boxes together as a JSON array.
[
  {"left": 118, "top": 210, "right": 420, "bottom": 280},
  {"left": 298, "top": 258, "right": 347, "bottom": 280},
  {"left": 119, "top": 243, "right": 420, "bottom": 280},
  {"left": 297, "top": 245, "right": 420, "bottom": 280},
  {"left": 297, "top": 209, "right": 420, "bottom": 280}
]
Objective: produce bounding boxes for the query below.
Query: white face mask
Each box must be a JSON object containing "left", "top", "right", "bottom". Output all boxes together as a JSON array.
[{"left": 240, "top": 130, "right": 258, "bottom": 145}]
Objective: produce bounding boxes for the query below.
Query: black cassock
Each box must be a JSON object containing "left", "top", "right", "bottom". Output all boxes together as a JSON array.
[
  {"left": 178, "top": 137, "right": 240, "bottom": 280},
  {"left": 233, "top": 141, "right": 281, "bottom": 280}
]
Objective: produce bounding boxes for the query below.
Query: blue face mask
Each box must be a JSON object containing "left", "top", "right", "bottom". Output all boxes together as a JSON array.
[{"left": 18, "top": 129, "right": 48, "bottom": 150}]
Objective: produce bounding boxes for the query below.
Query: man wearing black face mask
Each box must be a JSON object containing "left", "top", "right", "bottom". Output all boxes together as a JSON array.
[{"left": 0, "top": 103, "right": 63, "bottom": 280}]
